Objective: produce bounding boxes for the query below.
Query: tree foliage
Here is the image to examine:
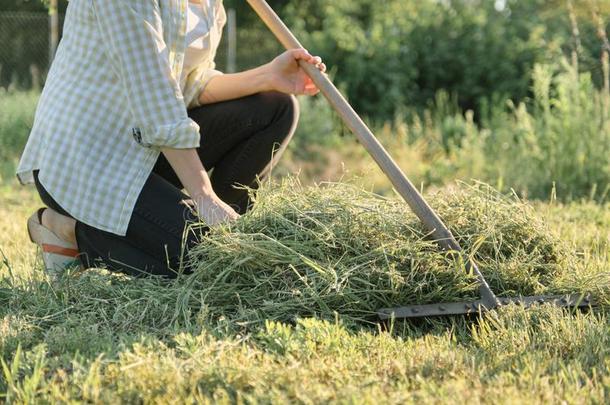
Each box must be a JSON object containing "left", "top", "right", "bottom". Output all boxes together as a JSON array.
[
  {"left": 277, "top": 0, "right": 608, "bottom": 118},
  {"left": 3, "top": 0, "right": 608, "bottom": 118}
]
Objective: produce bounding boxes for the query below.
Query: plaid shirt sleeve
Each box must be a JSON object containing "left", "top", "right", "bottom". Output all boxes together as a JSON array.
[
  {"left": 184, "top": 66, "right": 224, "bottom": 109},
  {"left": 92, "top": 0, "right": 200, "bottom": 149}
]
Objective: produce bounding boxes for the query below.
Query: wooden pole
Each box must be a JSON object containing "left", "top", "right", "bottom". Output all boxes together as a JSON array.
[
  {"left": 245, "top": 0, "right": 498, "bottom": 306},
  {"left": 226, "top": 8, "right": 237, "bottom": 73},
  {"left": 48, "top": 0, "right": 59, "bottom": 65}
]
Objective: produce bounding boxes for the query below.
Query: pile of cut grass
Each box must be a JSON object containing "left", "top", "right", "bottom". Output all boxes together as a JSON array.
[{"left": 184, "top": 180, "right": 599, "bottom": 327}]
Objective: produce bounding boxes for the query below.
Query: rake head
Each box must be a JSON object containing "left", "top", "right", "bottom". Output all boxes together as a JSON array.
[{"left": 378, "top": 293, "right": 594, "bottom": 320}]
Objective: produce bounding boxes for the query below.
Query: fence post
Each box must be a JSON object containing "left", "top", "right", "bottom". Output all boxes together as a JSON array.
[
  {"left": 226, "top": 8, "right": 237, "bottom": 73},
  {"left": 49, "top": 0, "right": 59, "bottom": 64}
]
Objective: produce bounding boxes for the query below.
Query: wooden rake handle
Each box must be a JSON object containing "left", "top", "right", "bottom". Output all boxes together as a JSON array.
[{"left": 246, "top": 0, "right": 498, "bottom": 305}]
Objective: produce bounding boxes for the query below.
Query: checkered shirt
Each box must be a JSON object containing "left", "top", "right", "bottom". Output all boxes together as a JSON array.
[{"left": 17, "top": 0, "right": 226, "bottom": 235}]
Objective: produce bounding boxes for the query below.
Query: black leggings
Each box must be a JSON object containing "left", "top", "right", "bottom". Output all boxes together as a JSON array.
[{"left": 34, "top": 92, "right": 299, "bottom": 277}]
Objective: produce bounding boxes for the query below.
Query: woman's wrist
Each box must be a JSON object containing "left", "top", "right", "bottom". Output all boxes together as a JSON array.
[
  {"left": 253, "top": 63, "right": 275, "bottom": 93},
  {"left": 198, "top": 65, "right": 275, "bottom": 105},
  {"left": 190, "top": 187, "right": 216, "bottom": 202}
]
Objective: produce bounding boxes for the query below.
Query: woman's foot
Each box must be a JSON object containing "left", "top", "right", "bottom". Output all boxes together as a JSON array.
[
  {"left": 40, "top": 207, "right": 77, "bottom": 246},
  {"left": 27, "top": 208, "right": 80, "bottom": 277}
]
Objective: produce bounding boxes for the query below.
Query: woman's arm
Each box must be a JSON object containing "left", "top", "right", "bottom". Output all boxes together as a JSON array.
[
  {"left": 163, "top": 49, "right": 326, "bottom": 226},
  {"left": 199, "top": 49, "right": 326, "bottom": 105},
  {"left": 160, "top": 147, "right": 240, "bottom": 226},
  {"left": 94, "top": 0, "right": 237, "bottom": 225}
]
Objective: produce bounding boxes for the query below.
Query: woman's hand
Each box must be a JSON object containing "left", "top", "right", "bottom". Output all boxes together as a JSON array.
[
  {"left": 264, "top": 49, "right": 326, "bottom": 96},
  {"left": 193, "top": 193, "right": 240, "bottom": 227},
  {"left": 199, "top": 49, "right": 326, "bottom": 104},
  {"left": 161, "top": 148, "right": 240, "bottom": 227}
]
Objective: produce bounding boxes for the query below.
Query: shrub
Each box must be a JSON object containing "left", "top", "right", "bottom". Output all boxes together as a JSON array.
[
  {"left": 482, "top": 63, "right": 610, "bottom": 200},
  {"left": 283, "top": 59, "right": 610, "bottom": 201},
  {"left": 277, "top": 0, "right": 607, "bottom": 119}
]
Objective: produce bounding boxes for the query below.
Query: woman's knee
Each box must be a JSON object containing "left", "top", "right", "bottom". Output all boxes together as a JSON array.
[
  {"left": 285, "top": 94, "right": 300, "bottom": 133},
  {"left": 258, "top": 92, "right": 300, "bottom": 132}
]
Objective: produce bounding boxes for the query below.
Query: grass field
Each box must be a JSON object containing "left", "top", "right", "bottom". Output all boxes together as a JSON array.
[
  {"left": 1, "top": 179, "right": 609, "bottom": 403},
  {"left": 1, "top": 87, "right": 609, "bottom": 403}
]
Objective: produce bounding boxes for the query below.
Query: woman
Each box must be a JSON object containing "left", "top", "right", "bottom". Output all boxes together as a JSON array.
[{"left": 18, "top": 0, "right": 326, "bottom": 278}]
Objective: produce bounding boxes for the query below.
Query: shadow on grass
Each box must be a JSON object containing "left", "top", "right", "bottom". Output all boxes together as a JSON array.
[{"left": 0, "top": 268, "right": 475, "bottom": 366}]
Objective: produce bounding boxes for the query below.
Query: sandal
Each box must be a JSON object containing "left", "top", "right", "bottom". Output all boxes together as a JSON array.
[{"left": 27, "top": 208, "right": 81, "bottom": 277}]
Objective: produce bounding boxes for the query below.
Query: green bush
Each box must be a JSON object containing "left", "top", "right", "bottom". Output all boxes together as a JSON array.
[
  {"left": 392, "top": 61, "right": 610, "bottom": 201},
  {"left": 483, "top": 63, "right": 610, "bottom": 200},
  {"left": 282, "top": 56, "right": 610, "bottom": 201},
  {"left": 277, "top": 0, "right": 606, "bottom": 119}
]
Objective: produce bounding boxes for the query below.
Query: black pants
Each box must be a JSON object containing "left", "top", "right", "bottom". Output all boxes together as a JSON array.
[{"left": 34, "top": 92, "right": 299, "bottom": 277}]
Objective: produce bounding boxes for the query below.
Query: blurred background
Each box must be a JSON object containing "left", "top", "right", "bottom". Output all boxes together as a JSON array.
[{"left": 1, "top": 0, "right": 609, "bottom": 202}]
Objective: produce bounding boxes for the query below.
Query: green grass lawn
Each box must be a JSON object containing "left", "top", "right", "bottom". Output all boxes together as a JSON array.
[
  {"left": 1, "top": 87, "right": 609, "bottom": 403},
  {"left": 1, "top": 180, "right": 608, "bottom": 404}
]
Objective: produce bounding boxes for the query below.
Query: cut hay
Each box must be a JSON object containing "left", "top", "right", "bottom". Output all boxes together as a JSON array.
[{"left": 184, "top": 180, "right": 590, "bottom": 327}]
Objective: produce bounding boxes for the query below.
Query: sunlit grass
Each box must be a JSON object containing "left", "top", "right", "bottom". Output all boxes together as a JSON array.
[
  {"left": 1, "top": 73, "right": 609, "bottom": 402},
  {"left": 0, "top": 180, "right": 608, "bottom": 403}
]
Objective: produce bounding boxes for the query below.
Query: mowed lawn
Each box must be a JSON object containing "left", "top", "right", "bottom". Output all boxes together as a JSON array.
[{"left": 0, "top": 181, "right": 609, "bottom": 404}]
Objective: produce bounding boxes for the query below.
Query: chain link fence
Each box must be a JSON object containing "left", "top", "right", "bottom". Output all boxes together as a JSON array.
[
  {"left": 0, "top": 9, "right": 282, "bottom": 90},
  {"left": 0, "top": 12, "right": 64, "bottom": 89}
]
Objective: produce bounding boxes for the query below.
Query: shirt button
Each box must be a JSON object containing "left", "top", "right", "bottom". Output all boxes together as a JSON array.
[{"left": 132, "top": 127, "right": 142, "bottom": 143}]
